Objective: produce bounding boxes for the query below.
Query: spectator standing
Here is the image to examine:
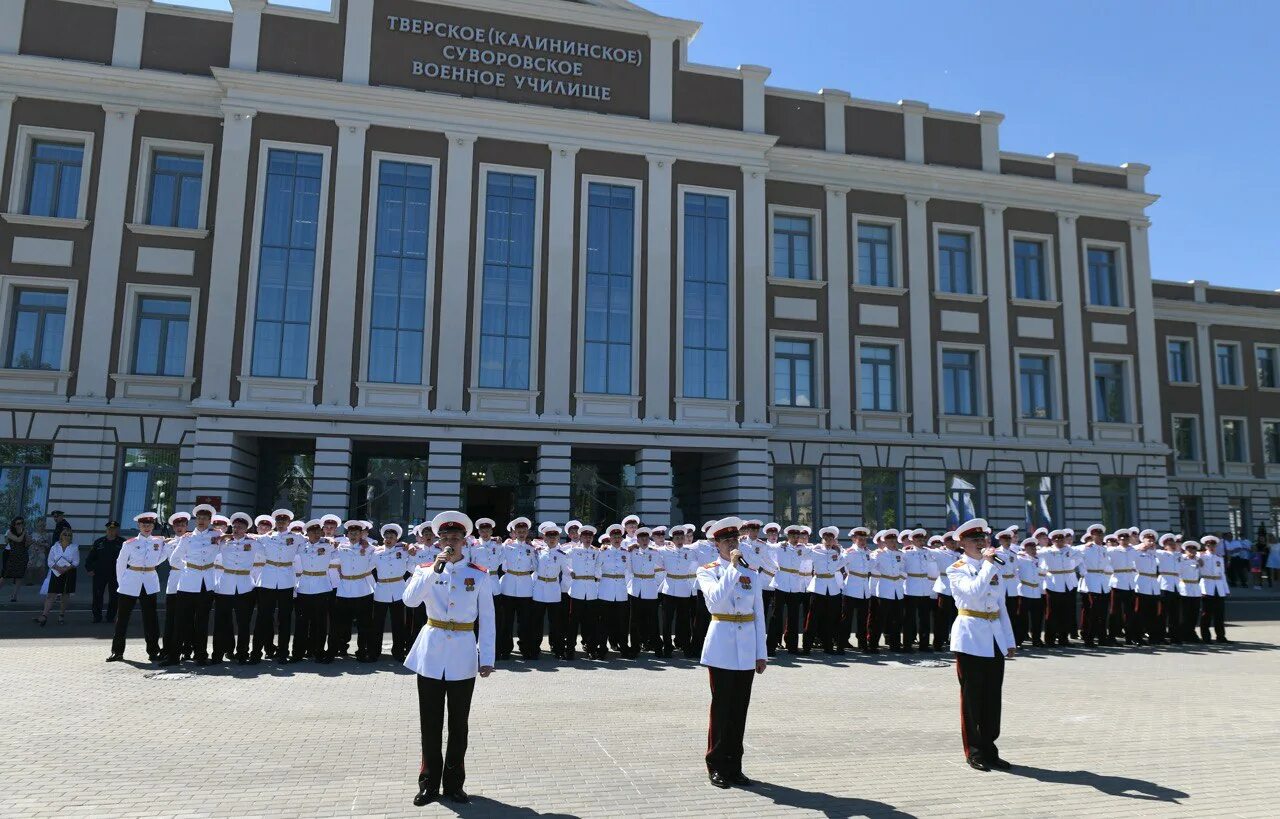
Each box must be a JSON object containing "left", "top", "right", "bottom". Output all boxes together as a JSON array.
[
  {"left": 1262, "top": 528, "right": 1278, "bottom": 588},
  {"left": 85, "top": 520, "right": 125, "bottom": 623},
  {"left": 1, "top": 517, "right": 31, "bottom": 602},
  {"left": 1226, "top": 533, "right": 1252, "bottom": 588},
  {"left": 36, "top": 527, "right": 79, "bottom": 625},
  {"left": 49, "top": 510, "right": 71, "bottom": 542}
]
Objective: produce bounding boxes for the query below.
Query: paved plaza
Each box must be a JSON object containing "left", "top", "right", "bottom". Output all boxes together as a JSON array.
[{"left": 2, "top": 601, "right": 1277, "bottom": 819}]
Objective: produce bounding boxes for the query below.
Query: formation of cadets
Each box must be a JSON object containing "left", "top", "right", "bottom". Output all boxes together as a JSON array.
[{"left": 105, "top": 505, "right": 1234, "bottom": 665}]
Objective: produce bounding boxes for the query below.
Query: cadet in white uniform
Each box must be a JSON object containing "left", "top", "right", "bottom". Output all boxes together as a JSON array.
[
  {"left": 403, "top": 511, "right": 495, "bottom": 807},
  {"left": 108, "top": 512, "right": 167, "bottom": 662},
  {"left": 211, "top": 512, "right": 263, "bottom": 664},
  {"left": 804, "top": 526, "right": 847, "bottom": 654},
  {"left": 1013, "top": 538, "right": 1045, "bottom": 647},
  {"left": 1198, "top": 535, "right": 1229, "bottom": 642},
  {"left": 626, "top": 527, "right": 662, "bottom": 658},
  {"left": 868, "top": 529, "right": 906, "bottom": 652},
  {"left": 946, "top": 518, "right": 1015, "bottom": 772},
  {"left": 565, "top": 524, "right": 601, "bottom": 660},
  {"left": 1038, "top": 530, "right": 1078, "bottom": 646},
  {"left": 657, "top": 526, "right": 699, "bottom": 657},
  {"left": 531, "top": 522, "right": 570, "bottom": 660},
  {"left": 597, "top": 524, "right": 631, "bottom": 657},
  {"left": 496, "top": 517, "right": 537, "bottom": 660},
  {"left": 1075, "top": 525, "right": 1113, "bottom": 647},
  {"left": 1131, "top": 530, "right": 1161, "bottom": 644},
  {"left": 768, "top": 525, "right": 807, "bottom": 654},
  {"left": 840, "top": 527, "right": 873, "bottom": 652},
  {"left": 373, "top": 524, "right": 415, "bottom": 661},
  {"left": 330, "top": 521, "right": 377, "bottom": 661},
  {"left": 159, "top": 511, "right": 189, "bottom": 661},
  {"left": 293, "top": 520, "right": 337, "bottom": 663},
  {"left": 1107, "top": 531, "right": 1139, "bottom": 644},
  {"left": 697, "top": 517, "right": 766, "bottom": 790},
  {"left": 1154, "top": 533, "right": 1182, "bottom": 643},
  {"left": 253, "top": 508, "right": 303, "bottom": 662},
  {"left": 1176, "top": 542, "right": 1202, "bottom": 642},
  {"left": 166, "top": 504, "right": 223, "bottom": 665},
  {"left": 900, "top": 531, "right": 935, "bottom": 652}
]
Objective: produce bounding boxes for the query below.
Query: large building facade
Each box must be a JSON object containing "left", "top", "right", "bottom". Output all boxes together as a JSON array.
[{"left": 0, "top": 0, "right": 1276, "bottom": 538}]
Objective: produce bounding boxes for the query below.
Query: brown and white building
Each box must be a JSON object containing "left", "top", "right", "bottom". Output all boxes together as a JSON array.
[{"left": 0, "top": 0, "right": 1275, "bottom": 538}]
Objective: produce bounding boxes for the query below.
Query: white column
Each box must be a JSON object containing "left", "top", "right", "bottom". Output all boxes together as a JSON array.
[
  {"left": 1057, "top": 211, "right": 1088, "bottom": 440},
  {"left": 342, "top": 0, "right": 374, "bottom": 84},
  {"left": 648, "top": 34, "right": 674, "bottom": 123},
  {"left": 1122, "top": 162, "right": 1150, "bottom": 193},
  {"left": 74, "top": 105, "right": 137, "bottom": 402},
  {"left": 1129, "top": 217, "right": 1162, "bottom": 443},
  {"left": 983, "top": 204, "right": 1013, "bottom": 437},
  {"left": 229, "top": 0, "right": 266, "bottom": 72},
  {"left": 535, "top": 444, "right": 572, "bottom": 521},
  {"left": 1050, "top": 152, "right": 1077, "bottom": 183},
  {"left": 900, "top": 100, "right": 927, "bottom": 164},
  {"left": 434, "top": 133, "right": 476, "bottom": 414},
  {"left": 319, "top": 119, "right": 368, "bottom": 408},
  {"left": 543, "top": 143, "right": 579, "bottom": 418},
  {"left": 825, "top": 185, "right": 852, "bottom": 431},
  {"left": 1192, "top": 286, "right": 1220, "bottom": 473},
  {"left": 0, "top": 96, "right": 15, "bottom": 185},
  {"left": 739, "top": 65, "right": 770, "bottom": 134},
  {"left": 200, "top": 106, "right": 256, "bottom": 405},
  {"left": 905, "top": 195, "right": 933, "bottom": 433},
  {"left": 111, "top": 0, "right": 149, "bottom": 70},
  {"left": 644, "top": 154, "right": 673, "bottom": 420},
  {"left": 820, "top": 88, "right": 850, "bottom": 154},
  {"left": 741, "top": 164, "right": 768, "bottom": 426},
  {"left": 977, "top": 110, "right": 1004, "bottom": 173},
  {"left": 634, "top": 447, "right": 673, "bottom": 522},
  {"left": 0, "top": 2, "right": 24, "bottom": 54},
  {"left": 426, "top": 440, "right": 463, "bottom": 513},
  {"left": 310, "top": 436, "right": 353, "bottom": 517}
]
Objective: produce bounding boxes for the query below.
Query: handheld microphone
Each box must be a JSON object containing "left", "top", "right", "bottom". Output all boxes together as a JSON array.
[
  {"left": 991, "top": 554, "right": 1005, "bottom": 566},
  {"left": 433, "top": 544, "right": 454, "bottom": 572}
]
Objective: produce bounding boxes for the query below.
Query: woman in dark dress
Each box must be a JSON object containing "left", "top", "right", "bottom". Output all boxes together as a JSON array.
[{"left": 1, "top": 517, "right": 31, "bottom": 602}]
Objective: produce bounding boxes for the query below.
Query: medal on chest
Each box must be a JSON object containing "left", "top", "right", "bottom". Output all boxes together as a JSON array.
[
  {"left": 739, "top": 576, "right": 751, "bottom": 589},
  {"left": 464, "top": 577, "right": 476, "bottom": 592}
]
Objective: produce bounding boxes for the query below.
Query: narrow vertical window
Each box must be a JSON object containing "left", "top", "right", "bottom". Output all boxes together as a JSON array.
[
  {"left": 1087, "top": 247, "right": 1120, "bottom": 306},
  {"left": 1215, "top": 343, "right": 1240, "bottom": 386},
  {"left": 682, "top": 192, "right": 730, "bottom": 400},
  {"left": 1018, "top": 354, "right": 1054, "bottom": 419},
  {"left": 938, "top": 231, "right": 974, "bottom": 294},
  {"left": 1013, "top": 239, "right": 1046, "bottom": 300},
  {"left": 132, "top": 297, "right": 190, "bottom": 377},
  {"left": 478, "top": 172, "right": 537, "bottom": 390},
  {"left": 1093, "top": 360, "right": 1128, "bottom": 423},
  {"left": 147, "top": 152, "right": 204, "bottom": 229},
  {"left": 773, "top": 339, "right": 813, "bottom": 407},
  {"left": 1166, "top": 339, "right": 1193, "bottom": 383},
  {"left": 583, "top": 183, "right": 635, "bottom": 395},
  {"left": 857, "top": 223, "right": 894, "bottom": 287},
  {"left": 772, "top": 214, "right": 812, "bottom": 280},
  {"left": 25, "top": 141, "right": 84, "bottom": 219},
  {"left": 859, "top": 344, "right": 898, "bottom": 411},
  {"left": 369, "top": 160, "right": 431, "bottom": 385},
  {"left": 6, "top": 289, "right": 67, "bottom": 370},
  {"left": 942, "top": 349, "right": 978, "bottom": 415}
]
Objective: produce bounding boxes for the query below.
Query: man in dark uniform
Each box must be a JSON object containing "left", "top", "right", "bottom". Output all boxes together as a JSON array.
[{"left": 84, "top": 520, "right": 125, "bottom": 623}]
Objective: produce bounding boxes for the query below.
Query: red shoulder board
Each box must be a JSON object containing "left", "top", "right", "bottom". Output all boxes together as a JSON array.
[
  {"left": 468, "top": 562, "right": 488, "bottom": 573},
  {"left": 702, "top": 561, "right": 718, "bottom": 569}
]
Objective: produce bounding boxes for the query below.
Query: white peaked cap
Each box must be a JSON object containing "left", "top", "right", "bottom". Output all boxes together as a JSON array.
[
  {"left": 381, "top": 523, "right": 403, "bottom": 538},
  {"left": 432, "top": 511, "right": 474, "bottom": 537}
]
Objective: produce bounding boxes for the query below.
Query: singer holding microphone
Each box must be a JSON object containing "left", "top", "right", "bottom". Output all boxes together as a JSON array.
[
  {"left": 696, "top": 516, "right": 767, "bottom": 789},
  {"left": 946, "top": 518, "right": 1016, "bottom": 772},
  {"left": 402, "top": 511, "right": 495, "bottom": 806}
]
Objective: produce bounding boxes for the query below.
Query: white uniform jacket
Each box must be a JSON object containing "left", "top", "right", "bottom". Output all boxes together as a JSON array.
[
  {"left": 658, "top": 545, "right": 700, "bottom": 597},
  {"left": 1074, "top": 544, "right": 1113, "bottom": 594},
  {"left": 42, "top": 542, "right": 79, "bottom": 594},
  {"left": 739, "top": 538, "right": 778, "bottom": 585},
  {"left": 1199, "top": 553, "right": 1229, "bottom": 597},
  {"left": 214, "top": 537, "right": 263, "bottom": 595},
  {"left": 498, "top": 541, "right": 537, "bottom": 597},
  {"left": 403, "top": 560, "right": 496, "bottom": 681},
  {"left": 1132, "top": 550, "right": 1161, "bottom": 595},
  {"left": 804, "top": 546, "right": 846, "bottom": 595},
  {"left": 1108, "top": 546, "right": 1138, "bottom": 591},
  {"left": 1015, "top": 554, "right": 1044, "bottom": 598},
  {"left": 467, "top": 539, "right": 504, "bottom": 596},
  {"left": 946, "top": 556, "right": 1016, "bottom": 657},
  {"left": 996, "top": 547, "right": 1020, "bottom": 598},
  {"left": 1155, "top": 550, "right": 1181, "bottom": 592},
  {"left": 169, "top": 528, "right": 222, "bottom": 593},
  {"left": 696, "top": 558, "right": 766, "bottom": 671},
  {"left": 772, "top": 543, "right": 810, "bottom": 594},
  {"left": 565, "top": 546, "right": 601, "bottom": 600},
  {"left": 532, "top": 547, "right": 569, "bottom": 604},
  {"left": 870, "top": 549, "right": 906, "bottom": 600},
  {"left": 841, "top": 547, "right": 873, "bottom": 598},
  {"left": 256, "top": 530, "right": 304, "bottom": 590},
  {"left": 1177, "top": 557, "right": 1201, "bottom": 596},
  {"left": 116, "top": 535, "right": 167, "bottom": 596},
  {"left": 597, "top": 547, "right": 630, "bottom": 603},
  {"left": 626, "top": 546, "right": 662, "bottom": 599},
  {"left": 1038, "top": 547, "right": 1079, "bottom": 593},
  {"left": 901, "top": 548, "right": 934, "bottom": 597},
  {"left": 373, "top": 544, "right": 416, "bottom": 603},
  {"left": 931, "top": 548, "right": 958, "bottom": 596},
  {"left": 296, "top": 538, "right": 338, "bottom": 594},
  {"left": 333, "top": 541, "right": 377, "bottom": 598},
  {"left": 164, "top": 535, "right": 184, "bottom": 594}
]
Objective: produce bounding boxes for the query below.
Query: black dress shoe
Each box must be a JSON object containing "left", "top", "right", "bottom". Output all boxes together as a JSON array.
[
  {"left": 729, "top": 772, "right": 754, "bottom": 786},
  {"left": 966, "top": 756, "right": 990, "bottom": 772},
  {"left": 412, "top": 788, "right": 438, "bottom": 806},
  {"left": 443, "top": 789, "right": 469, "bottom": 804},
  {"left": 989, "top": 756, "right": 1012, "bottom": 770},
  {"left": 708, "top": 771, "right": 730, "bottom": 789},
  {"left": 106, "top": 653, "right": 123, "bottom": 662}
]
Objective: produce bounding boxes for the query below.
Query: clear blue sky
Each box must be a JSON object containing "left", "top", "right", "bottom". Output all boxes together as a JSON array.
[{"left": 170, "top": 0, "right": 1277, "bottom": 291}]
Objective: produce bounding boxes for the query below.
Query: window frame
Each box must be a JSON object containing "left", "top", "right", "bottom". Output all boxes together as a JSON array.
[
  {"left": 766, "top": 205, "right": 823, "bottom": 285},
  {"left": 1007, "top": 230, "right": 1058, "bottom": 304},
  {"left": 1164, "top": 336, "right": 1196, "bottom": 385},
  {"left": 1081, "top": 238, "right": 1130, "bottom": 310},
  {"left": 1213, "top": 340, "right": 1244, "bottom": 388},
  {"left": 1014, "top": 347, "right": 1060, "bottom": 421},
  {"left": 932, "top": 222, "right": 983, "bottom": 298},
  {"left": 937, "top": 343, "right": 987, "bottom": 418},
  {"left": 7, "top": 125, "right": 96, "bottom": 225},
  {"left": 129, "top": 137, "right": 214, "bottom": 235},
  {"left": 861, "top": 467, "right": 903, "bottom": 529},
  {"left": 1170, "top": 413, "right": 1201, "bottom": 463},
  {"left": 945, "top": 470, "right": 985, "bottom": 528},
  {"left": 1099, "top": 476, "right": 1135, "bottom": 531},
  {"left": 1088, "top": 353, "right": 1136, "bottom": 426},
  {"left": 238, "top": 140, "right": 332, "bottom": 387},
  {"left": 851, "top": 214, "right": 904, "bottom": 292},
  {"left": 576, "top": 174, "right": 643, "bottom": 398},
  {"left": 1220, "top": 416, "right": 1248, "bottom": 464},
  {"left": 114, "top": 283, "right": 200, "bottom": 380},
  {"left": 1023, "top": 473, "right": 1060, "bottom": 531},
  {"left": 1262, "top": 418, "right": 1280, "bottom": 467},
  {"left": 855, "top": 336, "right": 904, "bottom": 414},
  {"left": 675, "top": 183, "right": 738, "bottom": 407},
  {"left": 768, "top": 331, "right": 823, "bottom": 409},
  {"left": 772, "top": 464, "right": 818, "bottom": 528},
  {"left": 1256, "top": 344, "right": 1280, "bottom": 391},
  {"left": 0, "top": 275, "right": 78, "bottom": 375},
  {"left": 113, "top": 445, "right": 180, "bottom": 531}
]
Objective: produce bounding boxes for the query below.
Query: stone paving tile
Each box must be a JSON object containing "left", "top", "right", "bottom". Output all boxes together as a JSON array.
[{"left": 1, "top": 609, "right": 1276, "bottom": 818}]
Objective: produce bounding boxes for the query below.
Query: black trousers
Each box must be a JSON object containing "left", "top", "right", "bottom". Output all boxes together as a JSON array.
[
  {"left": 955, "top": 646, "right": 1005, "bottom": 761},
  {"left": 372, "top": 599, "right": 409, "bottom": 659},
  {"left": 1180, "top": 596, "right": 1201, "bottom": 641},
  {"left": 170, "top": 587, "right": 214, "bottom": 661},
  {"left": 1228, "top": 556, "right": 1250, "bottom": 587},
  {"left": 162, "top": 590, "right": 182, "bottom": 656},
  {"left": 330, "top": 595, "right": 375, "bottom": 659},
  {"left": 804, "top": 592, "right": 843, "bottom": 651},
  {"left": 253, "top": 587, "right": 295, "bottom": 658},
  {"left": 1108, "top": 588, "right": 1135, "bottom": 641},
  {"left": 867, "top": 597, "right": 902, "bottom": 649},
  {"left": 628, "top": 596, "right": 659, "bottom": 655},
  {"left": 839, "top": 595, "right": 868, "bottom": 649},
  {"left": 1133, "top": 592, "right": 1160, "bottom": 641},
  {"left": 1044, "top": 590, "right": 1075, "bottom": 644},
  {"left": 933, "top": 595, "right": 957, "bottom": 650},
  {"left": 659, "top": 593, "right": 693, "bottom": 653},
  {"left": 496, "top": 595, "right": 536, "bottom": 658},
  {"left": 901, "top": 595, "right": 933, "bottom": 648},
  {"left": 706, "top": 667, "right": 754, "bottom": 776},
  {"left": 112, "top": 591, "right": 159, "bottom": 657},
  {"left": 691, "top": 591, "right": 710, "bottom": 652},
  {"left": 91, "top": 573, "right": 118, "bottom": 622},
  {"left": 768, "top": 590, "right": 804, "bottom": 651},
  {"left": 212, "top": 591, "right": 256, "bottom": 660},
  {"left": 1200, "top": 594, "right": 1226, "bottom": 640},
  {"left": 596, "top": 599, "right": 630, "bottom": 656},
  {"left": 530, "top": 597, "right": 567, "bottom": 658},
  {"left": 293, "top": 591, "right": 331, "bottom": 659},
  {"left": 1081, "top": 591, "right": 1109, "bottom": 642},
  {"left": 409, "top": 600, "right": 427, "bottom": 638},
  {"left": 1014, "top": 597, "right": 1044, "bottom": 645},
  {"left": 1157, "top": 590, "right": 1180, "bottom": 640},
  {"left": 417, "top": 674, "right": 476, "bottom": 795},
  {"left": 567, "top": 597, "right": 598, "bottom": 655},
  {"left": 760, "top": 589, "right": 774, "bottom": 627}
]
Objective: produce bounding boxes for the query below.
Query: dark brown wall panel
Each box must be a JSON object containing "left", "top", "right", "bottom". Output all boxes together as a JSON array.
[
  {"left": 141, "top": 13, "right": 232, "bottom": 76},
  {"left": 1073, "top": 168, "right": 1127, "bottom": 189},
  {"left": 923, "top": 118, "right": 982, "bottom": 170},
  {"left": 20, "top": 0, "right": 115, "bottom": 65},
  {"left": 845, "top": 107, "right": 904, "bottom": 160},
  {"left": 764, "top": 95, "right": 824, "bottom": 150},
  {"left": 258, "top": 9, "right": 345, "bottom": 81},
  {"left": 1000, "top": 158, "right": 1055, "bottom": 179}
]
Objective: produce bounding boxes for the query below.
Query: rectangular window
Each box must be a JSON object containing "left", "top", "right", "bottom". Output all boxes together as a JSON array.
[
  {"left": 859, "top": 343, "right": 898, "bottom": 412},
  {"left": 6, "top": 288, "right": 67, "bottom": 371},
  {"left": 131, "top": 296, "right": 190, "bottom": 377},
  {"left": 1087, "top": 247, "right": 1120, "bottom": 307},
  {"left": 0, "top": 444, "right": 52, "bottom": 540},
  {"left": 146, "top": 152, "right": 204, "bottom": 230},
  {"left": 942, "top": 349, "right": 978, "bottom": 416},
  {"left": 772, "top": 214, "right": 812, "bottom": 280},
  {"left": 773, "top": 466, "right": 816, "bottom": 528},
  {"left": 1018, "top": 354, "right": 1054, "bottom": 419},
  {"left": 1167, "top": 339, "right": 1193, "bottom": 383},
  {"left": 682, "top": 192, "right": 730, "bottom": 400},
  {"left": 773, "top": 339, "right": 814, "bottom": 407},
  {"left": 1262, "top": 421, "right": 1280, "bottom": 465},
  {"left": 116, "top": 446, "right": 178, "bottom": 530},
  {"left": 857, "top": 223, "right": 894, "bottom": 287},
  {"left": 862, "top": 468, "right": 902, "bottom": 529},
  {"left": 1258, "top": 347, "right": 1279, "bottom": 389},
  {"left": 583, "top": 182, "right": 635, "bottom": 395},
  {"left": 1093, "top": 359, "right": 1128, "bottom": 423},
  {"left": 25, "top": 140, "right": 84, "bottom": 219},
  {"left": 1221, "top": 418, "right": 1246, "bottom": 462},
  {"left": 1227, "top": 498, "right": 1248, "bottom": 540},
  {"left": 1178, "top": 496, "right": 1202, "bottom": 539},
  {"left": 1023, "top": 474, "right": 1059, "bottom": 530},
  {"left": 251, "top": 149, "right": 323, "bottom": 379},
  {"left": 1172, "top": 416, "right": 1200, "bottom": 461},
  {"left": 938, "top": 231, "right": 974, "bottom": 294},
  {"left": 946, "top": 471, "right": 983, "bottom": 528},
  {"left": 1100, "top": 476, "right": 1134, "bottom": 531},
  {"left": 1013, "top": 239, "right": 1047, "bottom": 301},
  {"left": 478, "top": 172, "right": 537, "bottom": 390},
  {"left": 369, "top": 160, "right": 432, "bottom": 385},
  {"left": 1215, "top": 343, "right": 1240, "bottom": 386}
]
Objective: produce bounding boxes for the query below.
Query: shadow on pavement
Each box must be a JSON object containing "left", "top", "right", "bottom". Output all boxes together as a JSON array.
[
  {"left": 1003, "top": 765, "right": 1188, "bottom": 803},
  {"left": 752, "top": 780, "right": 918, "bottom": 818},
  {"left": 432, "top": 795, "right": 579, "bottom": 817}
]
